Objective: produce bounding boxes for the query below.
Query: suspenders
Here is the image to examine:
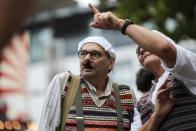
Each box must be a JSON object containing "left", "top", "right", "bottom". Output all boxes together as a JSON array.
[
  {"left": 75, "top": 86, "right": 85, "bottom": 130},
  {"left": 61, "top": 75, "right": 124, "bottom": 131},
  {"left": 112, "top": 83, "right": 124, "bottom": 131},
  {"left": 74, "top": 82, "right": 124, "bottom": 131}
]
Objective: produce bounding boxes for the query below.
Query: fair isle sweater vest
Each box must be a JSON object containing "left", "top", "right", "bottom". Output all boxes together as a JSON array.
[
  {"left": 137, "top": 78, "right": 196, "bottom": 131},
  {"left": 63, "top": 79, "right": 135, "bottom": 131}
]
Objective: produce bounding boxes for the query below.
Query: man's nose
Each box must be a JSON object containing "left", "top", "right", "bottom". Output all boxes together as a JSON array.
[{"left": 84, "top": 53, "right": 91, "bottom": 60}]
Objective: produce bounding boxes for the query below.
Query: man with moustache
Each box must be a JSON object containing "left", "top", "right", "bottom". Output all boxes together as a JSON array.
[{"left": 39, "top": 36, "right": 137, "bottom": 131}]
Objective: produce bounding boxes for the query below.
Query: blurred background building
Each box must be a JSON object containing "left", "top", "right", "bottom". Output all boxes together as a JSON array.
[{"left": 0, "top": 0, "right": 195, "bottom": 130}]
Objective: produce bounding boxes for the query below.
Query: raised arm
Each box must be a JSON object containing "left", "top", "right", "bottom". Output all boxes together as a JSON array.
[{"left": 89, "top": 4, "right": 177, "bottom": 68}]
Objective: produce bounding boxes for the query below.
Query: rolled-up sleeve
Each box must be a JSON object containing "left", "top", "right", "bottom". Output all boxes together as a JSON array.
[{"left": 161, "top": 45, "right": 196, "bottom": 86}]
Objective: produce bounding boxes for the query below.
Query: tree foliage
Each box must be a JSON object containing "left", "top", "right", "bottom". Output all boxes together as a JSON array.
[{"left": 115, "top": 0, "right": 196, "bottom": 41}]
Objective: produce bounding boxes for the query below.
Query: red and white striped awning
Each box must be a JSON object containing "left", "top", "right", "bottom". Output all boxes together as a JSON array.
[{"left": 0, "top": 32, "right": 30, "bottom": 96}]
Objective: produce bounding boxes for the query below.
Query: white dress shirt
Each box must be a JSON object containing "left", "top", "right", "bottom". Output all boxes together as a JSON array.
[
  {"left": 162, "top": 45, "right": 196, "bottom": 95},
  {"left": 85, "top": 78, "right": 112, "bottom": 107}
]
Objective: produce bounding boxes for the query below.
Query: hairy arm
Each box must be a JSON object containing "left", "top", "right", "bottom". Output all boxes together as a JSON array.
[{"left": 89, "top": 4, "right": 177, "bottom": 68}]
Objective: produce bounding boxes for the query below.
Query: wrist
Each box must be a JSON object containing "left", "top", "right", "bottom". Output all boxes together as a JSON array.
[
  {"left": 152, "top": 111, "right": 164, "bottom": 123},
  {"left": 117, "top": 19, "right": 125, "bottom": 30},
  {"left": 121, "top": 19, "right": 134, "bottom": 35}
]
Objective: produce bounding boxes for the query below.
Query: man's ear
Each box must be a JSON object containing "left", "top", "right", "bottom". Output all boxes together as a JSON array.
[{"left": 108, "top": 58, "right": 115, "bottom": 71}]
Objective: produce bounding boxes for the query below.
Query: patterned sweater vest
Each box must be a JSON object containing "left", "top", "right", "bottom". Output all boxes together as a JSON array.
[
  {"left": 137, "top": 78, "right": 196, "bottom": 131},
  {"left": 62, "top": 79, "right": 135, "bottom": 131},
  {"left": 136, "top": 92, "right": 154, "bottom": 124}
]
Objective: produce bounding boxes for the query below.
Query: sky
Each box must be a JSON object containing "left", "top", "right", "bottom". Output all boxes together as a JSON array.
[{"left": 74, "top": 0, "right": 99, "bottom": 8}]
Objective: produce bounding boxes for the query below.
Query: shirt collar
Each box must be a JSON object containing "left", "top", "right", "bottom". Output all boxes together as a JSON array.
[
  {"left": 151, "top": 71, "right": 170, "bottom": 104},
  {"left": 157, "top": 71, "right": 170, "bottom": 83},
  {"left": 85, "top": 77, "right": 112, "bottom": 98}
]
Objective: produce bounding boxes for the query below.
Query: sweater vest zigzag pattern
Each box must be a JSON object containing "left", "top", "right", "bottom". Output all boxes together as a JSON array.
[
  {"left": 63, "top": 79, "right": 135, "bottom": 131},
  {"left": 137, "top": 78, "right": 196, "bottom": 131}
]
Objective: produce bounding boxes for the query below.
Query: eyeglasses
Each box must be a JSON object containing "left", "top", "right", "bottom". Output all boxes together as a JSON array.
[{"left": 78, "top": 50, "right": 103, "bottom": 60}]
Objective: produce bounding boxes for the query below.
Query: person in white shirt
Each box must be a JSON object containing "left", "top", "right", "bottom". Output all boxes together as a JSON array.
[
  {"left": 89, "top": 3, "right": 196, "bottom": 131},
  {"left": 88, "top": 4, "right": 196, "bottom": 82}
]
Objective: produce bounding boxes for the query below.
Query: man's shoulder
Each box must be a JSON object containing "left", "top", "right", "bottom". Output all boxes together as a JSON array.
[
  {"left": 114, "top": 83, "right": 133, "bottom": 91},
  {"left": 56, "top": 71, "right": 78, "bottom": 82},
  {"left": 118, "top": 84, "right": 131, "bottom": 90},
  {"left": 55, "top": 71, "right": 71, "bottom": 93},
  {"left": 113, "top": 83, "right": 135, "bottom": 96},
  {"left": 57, "top": 71, "right": 70, "bottom": 79}
]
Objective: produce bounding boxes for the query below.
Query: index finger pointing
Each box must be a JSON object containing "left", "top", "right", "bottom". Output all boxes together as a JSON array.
[{"left": 88, "top": 3, "right": 100, "bottom": 14}]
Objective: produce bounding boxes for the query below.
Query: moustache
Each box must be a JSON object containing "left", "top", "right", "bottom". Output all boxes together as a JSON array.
[{"left": 83, "top": 62, "right": 94, "bottom": 69}]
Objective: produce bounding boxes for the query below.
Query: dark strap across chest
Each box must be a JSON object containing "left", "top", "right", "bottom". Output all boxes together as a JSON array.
[
  {"left": 75, "top": 86, "right": 84, "bottom": 130},
  {"left": 112, "top": 83, "right": 124, "bottom": 131}
]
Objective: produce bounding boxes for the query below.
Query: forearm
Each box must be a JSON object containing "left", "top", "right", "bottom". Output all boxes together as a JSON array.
[
  {"left": 138, "top": 113, "right": 163, "bottom": 131},
  {"left": 89, "top": 4, "right": 177, "bottom": 68},
  {"left": 118, "top": 20, "right": 176, "bottom": 68}
]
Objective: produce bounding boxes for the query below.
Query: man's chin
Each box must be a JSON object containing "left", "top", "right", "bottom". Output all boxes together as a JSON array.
[{"left": 81, "top": 71, "right": 96, "bottom": 78}]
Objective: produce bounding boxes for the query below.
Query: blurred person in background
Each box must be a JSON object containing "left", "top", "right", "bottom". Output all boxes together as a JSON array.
[
  {"left": 89, "top": 4, "right": 196, "bottom": 131},
  {"left": 0, "top": 0, "right": 37, "bottom": 52},
  {"left": 135, "top": 68, "right": 155, "bottom": 125},
  {"left": 136, "top": 68, "right": 155, "bottom": 94}
]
